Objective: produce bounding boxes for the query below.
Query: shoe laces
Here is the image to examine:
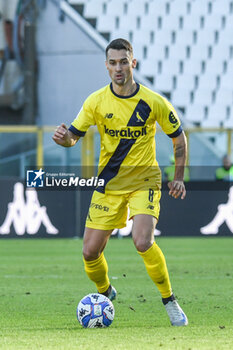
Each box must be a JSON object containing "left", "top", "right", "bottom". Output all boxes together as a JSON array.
[{"left": 166, "top": 301, "right": 182, "bottom": 320}]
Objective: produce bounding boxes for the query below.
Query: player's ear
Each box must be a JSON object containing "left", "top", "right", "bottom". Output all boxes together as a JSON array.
[{"left": 132, "top": 58, "right": 137, "bottom": 69}]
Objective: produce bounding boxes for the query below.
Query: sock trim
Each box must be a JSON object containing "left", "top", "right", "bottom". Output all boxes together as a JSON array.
[{"left": 162, "top": 294, "right": 175, "bottom": 305}]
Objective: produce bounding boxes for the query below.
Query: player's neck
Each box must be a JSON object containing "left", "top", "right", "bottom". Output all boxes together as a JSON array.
[{"left": 112, "top": 80, "right": 137, "bottom": 97}]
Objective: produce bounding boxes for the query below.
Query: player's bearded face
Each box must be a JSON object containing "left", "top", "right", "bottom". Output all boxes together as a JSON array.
[{"left": 105, "top": 49, "right": 136, "bottom": 86}]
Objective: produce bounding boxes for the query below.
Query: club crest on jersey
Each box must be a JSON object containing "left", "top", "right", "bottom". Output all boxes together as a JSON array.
[
  {"left": 169, "top": 111, "right": 178, "bottom": 125},
  {"left": 104, "top": 125, "right": 147, "bottom": 138},
  {"left": 136, "top": 112, "right": 144, "bottom": 123}
]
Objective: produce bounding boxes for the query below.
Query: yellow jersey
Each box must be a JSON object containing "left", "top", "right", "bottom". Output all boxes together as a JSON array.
[{"left": 69, "top": 83, "right": 182, "bottom": 193}]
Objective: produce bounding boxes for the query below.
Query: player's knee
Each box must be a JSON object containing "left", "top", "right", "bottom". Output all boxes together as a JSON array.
[
  {"left": 82, "top": 246, "right": 100, "bottom": 261},
  {"left": 133, "top": 237, "right": 153, "bottom": 252}
]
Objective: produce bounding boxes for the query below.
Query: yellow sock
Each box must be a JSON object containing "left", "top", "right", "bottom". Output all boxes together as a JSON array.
[
  {"left": 138, "top": 242, "right": 172, "bottom": 298},
  {"left": 83, "top": 252, "right": 110, "bottom": 293}
]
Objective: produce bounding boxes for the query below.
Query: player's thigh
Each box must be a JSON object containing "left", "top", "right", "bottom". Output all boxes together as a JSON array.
[
  {"left": 83, "top": 227, "right": 112, "bottom": 260},
  {"left": 85, "top": 190, "right": 129, "bottom": 230},
  {"left": 129, "top": 189, "right": 160, "bottom": 251}
]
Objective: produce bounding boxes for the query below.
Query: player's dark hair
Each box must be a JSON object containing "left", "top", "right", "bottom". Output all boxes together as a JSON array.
[{"left": 105, "top": 38, "right": 133, "bottom": 57}]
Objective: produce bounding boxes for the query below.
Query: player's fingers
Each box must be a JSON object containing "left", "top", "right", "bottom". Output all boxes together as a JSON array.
[
  {"left": 169, "top": 181, "right": 185, "bottom": 199},
  {"left": 54, "top": 125, "right": 67, "bottom": 138},
  {"left": 173, "top": 184, "right": 186, "bottom": 199},
  {"left": 61, "top": 123, "right": 67, "bottom": 130},
  {"left": 181, "top": 187, "right": 186, "bottom": 200}
]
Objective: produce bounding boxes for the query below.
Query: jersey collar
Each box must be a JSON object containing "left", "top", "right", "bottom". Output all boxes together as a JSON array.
[{"left": 110, "top": 82, "right": 140, "bottom": 99}]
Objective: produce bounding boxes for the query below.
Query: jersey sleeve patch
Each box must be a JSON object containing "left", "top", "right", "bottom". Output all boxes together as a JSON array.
[
  {"left": 68, "top": 125, "right": 86, "bottom": 137},
  {"left": 167, "top": 126, "right": 183, "bottom": 138}
]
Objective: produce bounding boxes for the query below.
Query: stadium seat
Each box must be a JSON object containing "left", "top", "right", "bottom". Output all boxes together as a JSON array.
[
  {"left": 127, "top": 0, "right": 150, "bottom": 16},
  {"left": 219, "top": 74, "right": 233, "bottom": 90},
  {"left": 225, "top": 13, "right": 233, "bottom": 27},
  {"left": 215, "top": 88, "right": 233, "bottom": 105},
  {"left": 154, "top": 73, "right": 176, "bottom": 92},
  {"left": 201, "top": 118, "right": 222, "bottom": 128},
  {"left": 205, "top": 58, "right": 227, "bottom": 75},
  {"left": 119, "top": 15, "right": 140, "bottom": 31},
  {"left": 196, "top": 28, "right": 219, "bottom": 45},
  {"left": 208, "top": 104, "right": 231, "bottom": 121},
  {"left": 176, "top": 73, "right": 197, "bottom": 91},
  {"left": 169, "top": 0, "right": 191, "bottom": 15},
  {"left": 168, "top": 44, "right": 190, "bottom": 60},
  {"left": 149, "top": 1, "right": 169, "bottom": 16},
  {"left": 219, "top": 26, "right": 233, "bottom": 44},
  {"left": 105, "top": 0, "right": 128, "bottom": 16},
  {"left": 203, "top": 13, "right": 226, "bottom": 30},
  {"left": 198, "top": 73, "right": 220, "bottom": 90},
  {"left": 154, "top": 29, "right": 175, "bottom": 45},
  {"left": 130, "top": 29, "right": 153, "bottom": 45},
  {"left": 193, "top": 88, "right": 215, "bottom": 105},
  {"left": 139, "top": 58, "right": 161, "bottom": 77},
  {"left": 183, "top": 59, "right": 204, "bottom": 75},
  {"left": 211, "top": 42, "right": 232, "bottom": 60},
  {"left": 140, "top": 15, "right": 161, "bottom": 31},
  {"left": 185, "top": 104, "right": 207, "bottom": 123},
  {"left": 147, "top": 43, "right": 168, "bottom": 60},
  {"left": 161, "top": 14, "right": 183, "bottom": 30},
  {"left": 83, "top": 0, "right": 107, "bottom": 17},
  {"left": 211, "top": 0, "right": 233, "bottom": 15},
  {"left": 190, "top": 0, "right": 212, "bottom": 15},
  {"left": 224, "top": 114, "right": 233, "bottom": 128},
  {"left": 161, "top": 58, "right": 184, "bottom": 75},
  {"left": 182, "top": 14, "right": 204, "bottom": 30},
  {"left": 96, "top": 14, "right": 119, "bottom": 32},
  {"left": 132, "top": 42, "right": 148, "bottom": 60},
  {"left": 190, "top": 44, "right": 212, "bottom": 60},
  {"left": 175, "top": 29, "right": 197, "bottom": 45},
  {"left": 172, "top": 88, "right": 191, "bottom": 107}
]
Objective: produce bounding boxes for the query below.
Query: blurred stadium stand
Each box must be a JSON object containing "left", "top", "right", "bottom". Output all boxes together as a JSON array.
[
  {"left": 68, "top": 0, "right": 233, "bottom": 129},
  {"left": 0, "top": 0, "right": 232, "bottom": 178}
]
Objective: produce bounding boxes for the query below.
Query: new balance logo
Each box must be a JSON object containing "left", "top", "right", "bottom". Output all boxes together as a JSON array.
[{"left": 105, "top": 113, "right": 114, "bottom": 119}]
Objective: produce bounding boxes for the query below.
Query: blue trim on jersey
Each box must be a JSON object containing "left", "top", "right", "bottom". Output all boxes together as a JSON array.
[
  {"left": 167, "top": 126, "right": 183, "bottom": 138},
  {"left": 68, "top": 125, "right": 86, "bottom": 137},
  {"left": 110, "top": 82, "right": 140, "bottom": 99},
  {"left": 97, "top": 138, "right": 136, "bottom": 193}
]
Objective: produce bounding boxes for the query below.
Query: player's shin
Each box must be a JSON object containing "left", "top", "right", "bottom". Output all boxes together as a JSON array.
[
  {"left": 138, "top": 242, "right": 172, "bottom": 298},
  {"left": 83, "top": 252, "right": 110, "bottom": 293}
]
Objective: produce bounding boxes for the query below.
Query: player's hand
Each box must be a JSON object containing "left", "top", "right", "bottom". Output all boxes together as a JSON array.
[
  {"left": 52, "top": 123, "right": 70, "bottom": 146},
  {"left": 168, "top": 180, "right": 186, "bottom": 200}
]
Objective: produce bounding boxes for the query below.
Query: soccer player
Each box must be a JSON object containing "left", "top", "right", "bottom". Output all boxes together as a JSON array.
[{"left": 53, "top": 38, "right": 188, "bottom": 326}]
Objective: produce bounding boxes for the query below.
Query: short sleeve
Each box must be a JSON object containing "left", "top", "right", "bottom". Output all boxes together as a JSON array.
[
  {"left": 155, "top": 96, "right": 183, "bottom": 138},
  {"left": 69, "top": 95, "right": 96, "bottom": 137}
]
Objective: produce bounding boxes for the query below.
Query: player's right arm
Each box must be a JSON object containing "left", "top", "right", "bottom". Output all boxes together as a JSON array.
[{"left": 52, "top": 123, "right": 80, "bottom": 147}]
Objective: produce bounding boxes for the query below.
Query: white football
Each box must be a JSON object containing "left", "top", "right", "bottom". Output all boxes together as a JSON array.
[{"left": 77, "top": 293, "right": 115, "bottom": 328}]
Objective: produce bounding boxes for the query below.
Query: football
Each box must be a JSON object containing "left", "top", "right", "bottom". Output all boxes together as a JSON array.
[{"left": 77, "top": 293, "right": 115, "bottom": 328}]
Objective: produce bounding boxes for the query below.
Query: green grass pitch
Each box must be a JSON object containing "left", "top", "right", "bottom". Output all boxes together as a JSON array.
[{"left": 0, "top": 237, "right": 232, "bottom": 350}]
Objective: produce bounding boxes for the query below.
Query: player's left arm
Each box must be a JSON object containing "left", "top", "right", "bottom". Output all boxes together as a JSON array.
[{"left": 168, "top": 131, "right": 187, "bottom": 200}]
